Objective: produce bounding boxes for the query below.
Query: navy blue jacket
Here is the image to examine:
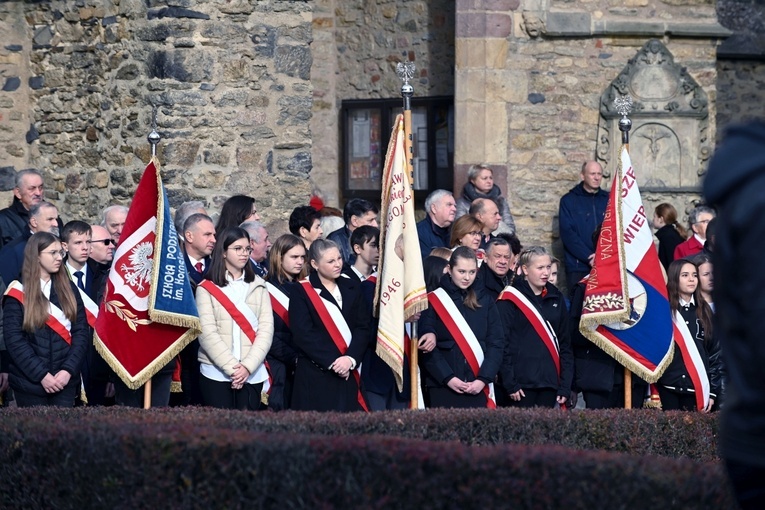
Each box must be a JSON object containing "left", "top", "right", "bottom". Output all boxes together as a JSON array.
[
  {"left": 558, "top": 182, "right": 608, "bottom": 276},
  {"left": 419, "top": 275, "right": 504, "bottom": 387},
  {"left": 3, "top": 280, "right": 89, "bottom": 397},
  {"left": 416, "top": 215, "right": 451, "bottom": 260},
  {"left": 327, "top": 226, "right": 354, "bottom": 265}
]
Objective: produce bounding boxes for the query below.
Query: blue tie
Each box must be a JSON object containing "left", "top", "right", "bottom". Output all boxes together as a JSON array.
[{"left": 74, "top": 270, "right": 85, "bottom": 291}]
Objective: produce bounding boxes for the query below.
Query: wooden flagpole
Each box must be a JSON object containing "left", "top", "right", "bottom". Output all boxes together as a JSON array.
[
  {"left": 616, "top": 96, "right": 633, "bottom": 409},
  {"left": 143, "top": 106, "right": 161, "bottom": 411},
  {"left": 397, "top": 61, "right": 419, "bottom": 409}
]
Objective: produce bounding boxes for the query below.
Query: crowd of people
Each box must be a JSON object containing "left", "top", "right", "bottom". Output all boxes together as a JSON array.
[{"left": 0, "top": 161, "right": 721, "bottom": 414}]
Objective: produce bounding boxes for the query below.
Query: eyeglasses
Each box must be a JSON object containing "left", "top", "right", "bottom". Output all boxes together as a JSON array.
[
  {"left": 229, "top": 246, "right": 253, "bottom": 254},
  {"left": 43, "top": 249, "right": 66, "bottom": 259},
  {"left": 468, "top": 231, "right": 483, "bottom": 237},
  {"left": 91, "top": 239, "right": 114, "bottom": 246}
]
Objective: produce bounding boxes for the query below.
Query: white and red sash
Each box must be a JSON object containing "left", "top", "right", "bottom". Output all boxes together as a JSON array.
[
  {"left": 672, "top": 310, "right": 711, "bottom": 410},
  {"left": 300, "top": 279, "right": 368, "bottom": 412},
  {"left": 427, "top": 288, "right": 496, "bottom": 408},
  {"left": 198, "top": 280, "right": 272, "bottom": 391},
  {"left": 4, "top": 281, "right": 72, "bottom": 345},
  {"left": 265, "top": 282, "right": 290, "bottom": 328},
  {"left": 497, "top": 286, "right": 560, "bottom": 378},
  {"left": 75, "top": 286, "right": 99, "bottom": 328}
]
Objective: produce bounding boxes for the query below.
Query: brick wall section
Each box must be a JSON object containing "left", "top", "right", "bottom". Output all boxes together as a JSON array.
[{"left": 0, "top": 0, "right": 313, "bottom": 232}]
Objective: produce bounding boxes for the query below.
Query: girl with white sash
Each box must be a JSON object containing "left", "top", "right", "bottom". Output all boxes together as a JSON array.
[
  {"left": 3, "top": 232, "right": 88, "bottom": 407},
  {"left": 289, "top": 239, "right": 372, "bottom": 412},
  {"left": 195, "top": 227, "right": 273, "bottom": 410},
  {"left": 264, "top": 234, "right": 308, "bottom": 411},
  {"left": 657, "top": 259, "right": 720, "bottom": 412},
  {"left": 418, "top": 247, "right": 504, "bottom": 409},
  {"left": 496, "top": 246, "right": 573, "bottom": 408}
]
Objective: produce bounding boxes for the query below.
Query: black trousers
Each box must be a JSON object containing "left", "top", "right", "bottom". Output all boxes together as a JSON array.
[
  {"left": 427, "top": 387, "right": 486, "bottom": 409},
  {"left": 507, "top": 388, "right": 558, "bottom": 408},
  {"left": 114, "top": 371, "right": 172, "bottom": 408},
  {"left": 14, "top": 384, "right": 78, "bottom": 408},
  {"left": 583, "top": 382, "right": 648, "bottom": 409},
  {"left": 199, "top": 376, "right": 263, "bottom": 411},
  {"left": 657, "top": 385, "right": 698, "bottom": 411}
]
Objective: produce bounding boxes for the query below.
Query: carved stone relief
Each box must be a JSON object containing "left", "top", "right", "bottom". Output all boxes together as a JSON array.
[{"left": 597, "top": 40, "right": 711, "bottom": 191}]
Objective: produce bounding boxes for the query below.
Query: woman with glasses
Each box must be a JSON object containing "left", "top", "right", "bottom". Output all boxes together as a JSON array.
[
  {"left": 450, "top": 214, "right": 486, "bottom": 267},
  {"left": 264, "top": 234, "right": 308, "bottom": 410},
  {"left": 289, "top": 239, "right": 372, "bottom": 412},
  {"left": 3, "top": 232, "right": 88, "bottom": 407},
  {"left": 195, "top": 227, "right": 273, "bottom": 409}
]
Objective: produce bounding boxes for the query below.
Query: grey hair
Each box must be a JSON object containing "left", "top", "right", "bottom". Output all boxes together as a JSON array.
[
  {"left": 15, "top": 168, "right": 43, "bottom": 189},
  {"left": 518, "top": 245, "right": 551, "bottom": 269},
  {"left": 688, "top": 205, "right": 716, "bottom": 229},
  {"left": 467, "top": 163, "right": 492, "bottom": 182},
  {"left": 29, "top": 201, "right": 56, "bottom": 219},
  {"left": 174, "top": 200, "right": 206, "bottom": 238},
  {"left": 240, "top": 220, "right": 266, "bottom": 243},
  {"left": 101, "top": 205, "right": 129, "bottom": 227},
  {"left": 424, "top": 189, "right": 453, "bottom": 214}
]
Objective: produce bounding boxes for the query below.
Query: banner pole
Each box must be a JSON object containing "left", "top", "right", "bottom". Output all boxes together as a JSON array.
[
  {"left": 397, "top": 61, "right": 417, "bottom": 410},
  {"left": 143, "top": 379, "right": 152, "bottom": 409},
  {"left": 617, "top": 97, "right": 633, "bottom": 409}
]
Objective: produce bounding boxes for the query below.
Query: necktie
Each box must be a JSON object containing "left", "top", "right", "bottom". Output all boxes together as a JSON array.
[
  {"left": 195, "top": 262, "right": 204, "bottom": 274},
  {"left": 74, "top": 271, "right": 85, "bottom": 291}
]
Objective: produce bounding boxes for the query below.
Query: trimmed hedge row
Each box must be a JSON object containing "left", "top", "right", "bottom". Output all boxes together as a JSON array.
[
  {"left": 3, "top": 406, "right": 720, "bottom": 461},
  {"left": 0, "top": 408, "right": 734, "bottom": 509}
]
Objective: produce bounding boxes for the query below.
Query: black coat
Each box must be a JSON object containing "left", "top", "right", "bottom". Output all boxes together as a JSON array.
[
  {"left": 419, "top": 276, "right": 504, "bottom": 388},
  {"left": 474, "top": 262, "right": 510, "bottom": 302},
  {"left": 655, "top": 224, "right": 684, "bottom": 271},
  {"left": 3, "top": 280, "right": 89, "bottom": 397},
  {"left": 289, "top": 272, "right": 372, "bottom": 412},
  {"left": 658, "top": 301, "right": 722, "bottom": 397},
  {"left": 265, "top": 278, "right": 299, "bottom": 411},
  {"left": 497, "top": 278, "right": 573, "bottom": 396}
]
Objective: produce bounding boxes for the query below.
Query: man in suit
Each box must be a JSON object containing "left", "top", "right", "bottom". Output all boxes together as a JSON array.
[
  {"left": 61, "top": 220, "right": 112, "bottom": 405},
  {"left": 0, "top": 201, "right": 60, "bottom": 284},
  {"left": 241, "top": 220, "right": 271, "bottom": 278},
  {"left": 89, "top": 224, "right": 115, "bottom": 266},
  {"left": 183, "top": 213, "right": 216, "bottom": 285}
]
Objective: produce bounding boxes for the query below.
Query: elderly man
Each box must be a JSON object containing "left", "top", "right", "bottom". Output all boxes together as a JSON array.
[
  {"left": 0, "top": 201, "right": 60, "bottom": 284},
  {"left": 241, "top": 220, "right": 271, "bottom": 278},
  {"left": 183, "top": 213, "right": 216, "bottom": 285},
  {"left": 469, "top": 198, "right": 501, "bottom": 249},
  {"left": 89, "top": 224, "right": 115, "bottom": 265},
  {"left": 416, "top": 189, "right": 456, "bottom": 258},
  {"left": 102, "top": 205, "right": 128, "bottom": 245},
  {"left": 673, "top": 205, "right": 716, "bottom": 260},
  {"left": 559, "top": 161, "right": 609, "bottom": 286},
  {"left": 0, "top": 169, "right": 64, "bottom": 248},
  {"left": 475, "top": 237, "right": 515, "bottom": 300}
]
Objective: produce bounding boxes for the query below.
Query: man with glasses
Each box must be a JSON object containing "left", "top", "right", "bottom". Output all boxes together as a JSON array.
[
  {"left": 88, "top": 225, "right": 115, "bottom": 265},
  {"left": 0, "top": 201, "right": 60, "bottom": 284},
  {"left": 674, "top": 205, "right": 716, "bottom": 260}
]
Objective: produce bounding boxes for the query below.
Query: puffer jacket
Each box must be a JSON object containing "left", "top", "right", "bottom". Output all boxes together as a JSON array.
[
  {"left": 196, "top": 276, "right": 274, "bottom": 377},
  {"left": 3, "top": 280, "right": 88, "bottom": 397}
]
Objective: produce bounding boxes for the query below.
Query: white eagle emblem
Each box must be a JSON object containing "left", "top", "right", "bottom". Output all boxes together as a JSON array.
[{"left": 120, "top": 241, "right": 154, "bottom": 292}]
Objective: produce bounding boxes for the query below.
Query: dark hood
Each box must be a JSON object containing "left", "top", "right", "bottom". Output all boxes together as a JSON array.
[{"left": 704, "top": 121, "right": 765, "bottom": 207}]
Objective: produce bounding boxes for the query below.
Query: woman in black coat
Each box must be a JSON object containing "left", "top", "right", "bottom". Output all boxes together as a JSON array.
[
  {"left": 265, "top": 234, "right": 307, "bottom": 411},
  {"left": 653, "top": 203, "right": 687, "bottom": 270},
  {"left": 657, "top": 259, "right": 721, "bottom": 412},
  {"left": 3, "top": 232, "right": 88, "bottom": 407},
  {"left": 289, "top": 239, "right": 372, "bottom": 412},
  {"left": 497, "top": 246, "right": 573, "bottom": 408},
  {"left": 418, "top": 247, "right": 504, "bottom": 409}
]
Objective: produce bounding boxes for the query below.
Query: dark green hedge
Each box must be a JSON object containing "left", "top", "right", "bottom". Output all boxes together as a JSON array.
[{"left": 0, "top": 407, "right": 733, "bottom": 509}]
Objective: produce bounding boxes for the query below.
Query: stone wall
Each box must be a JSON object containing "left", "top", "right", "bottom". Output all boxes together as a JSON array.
[
  {"left": 310, "top": 0, "right": 455, "bottom": 206},
  {"left": 455, "top": 0, "right": 729, "bottom": 273},
  {"left": 0, "top": 0, "right": 313, "bottom": 232}
]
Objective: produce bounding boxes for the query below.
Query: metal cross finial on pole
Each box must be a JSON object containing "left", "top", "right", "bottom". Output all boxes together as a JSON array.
[
  {"left": 147, "top": 105, "right": 160, "bottom": 158},
  {"left": 615, "top": 95, "right": 633, "bottom": 145}
]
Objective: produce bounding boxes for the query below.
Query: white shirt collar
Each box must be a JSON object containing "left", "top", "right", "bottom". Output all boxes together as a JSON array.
[
  {"left": 679, "top": 295, "right": 696, "bottom": 307},
  {"left": 66, "top": 261, "right": 86, "bottom": 277},
  {"left": 41, "top": 278, "right": 52, "bottom": 299}
]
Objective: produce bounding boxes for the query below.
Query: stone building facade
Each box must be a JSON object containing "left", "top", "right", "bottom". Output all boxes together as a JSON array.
[{"left": 1, "top": 0, "right": 763, "bottom": 269}]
